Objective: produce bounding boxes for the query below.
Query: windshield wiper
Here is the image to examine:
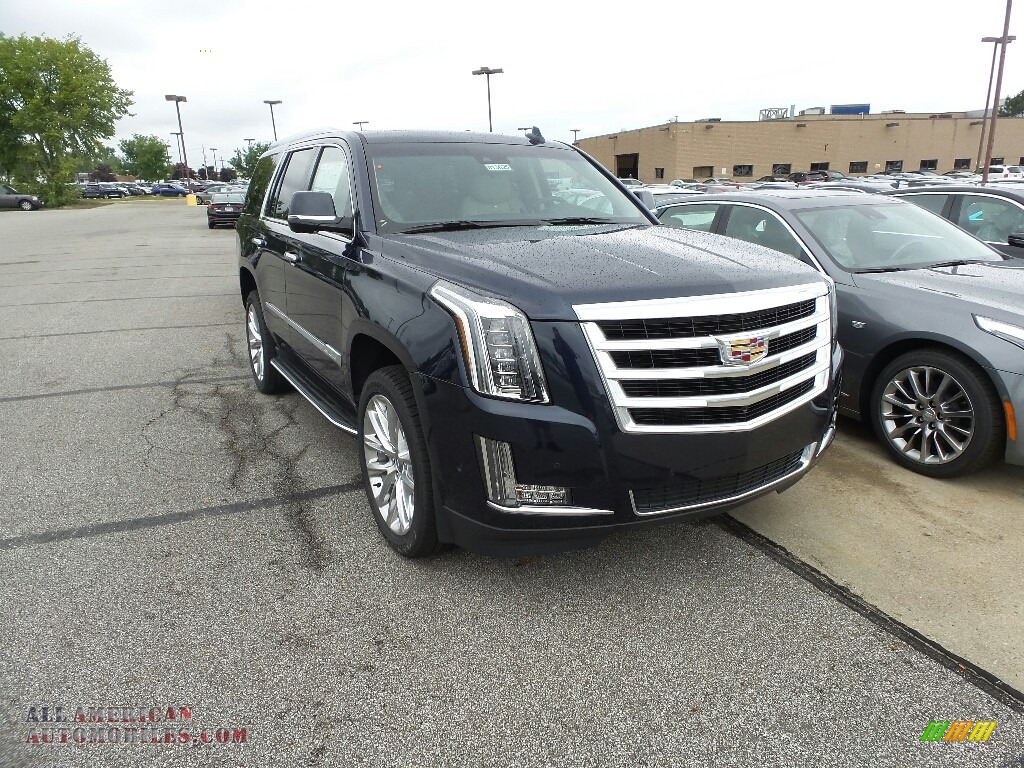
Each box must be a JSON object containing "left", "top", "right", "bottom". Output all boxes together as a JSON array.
[
  {"left": 925, "top": 260, "right": 984, "bottom": 269},
  {"left": 541, "top": 217, "right": 620, "bottom": 225},
  {"left": 854, "top": 266, "right": 909, "bottom": 273},
  {"left": 400, "top": 220, "right": 539, "bottom": 234}
]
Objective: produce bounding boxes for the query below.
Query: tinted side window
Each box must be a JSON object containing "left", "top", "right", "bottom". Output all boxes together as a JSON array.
[
  {"left": 899, "top": 193, "right": 948, "bottom": 216},
  {"left": 724, "top": 206, "right": 805, "bottom": 258},
  {"left": 243, "top": 154, "right": 279, "bottom": 217},
  {"left": 266, "top": 148, "right": 317, "bottom": 219},
  {"left": 958, "top": 195, "right": 1024, "bottom": 243},
  {"left": 310, "top": 146, "right": 353, "bottom": 217},
  {"left": 658, "top": 203, "right": 719, "bottom": 231}
]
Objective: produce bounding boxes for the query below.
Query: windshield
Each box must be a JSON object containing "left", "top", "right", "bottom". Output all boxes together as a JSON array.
[
  {"left": 793, "top": 202, "right": 1005, "bottom": 271},
  {"left": 366, "top": 142, "right": 651, "bottom": 234}
]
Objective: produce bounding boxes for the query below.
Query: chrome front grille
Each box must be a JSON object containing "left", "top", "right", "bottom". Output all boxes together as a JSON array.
[{"left": 575, "top": 283, "right": 832, "bottom": 434}]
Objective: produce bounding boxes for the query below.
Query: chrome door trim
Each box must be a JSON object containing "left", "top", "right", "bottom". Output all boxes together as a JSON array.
[{"left": 264, "top": 301, "right": 342, "bottom": 367}]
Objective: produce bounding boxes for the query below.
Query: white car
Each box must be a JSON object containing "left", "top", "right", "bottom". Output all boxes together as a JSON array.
[{"left": 980, "top": 164, "right": 1024, "bottom": 180}]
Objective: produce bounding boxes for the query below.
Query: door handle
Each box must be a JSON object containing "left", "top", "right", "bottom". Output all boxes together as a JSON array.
[
  {"left": 283, "top": 251, "right": 300, "bottom": 263},
  {"left": 251, "top": 237, "right": 266, "bottom": 248}
]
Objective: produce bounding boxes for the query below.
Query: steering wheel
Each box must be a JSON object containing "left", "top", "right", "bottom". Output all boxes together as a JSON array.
[{"left": 888, "top": 239, "right": 930, "bottom": 263}]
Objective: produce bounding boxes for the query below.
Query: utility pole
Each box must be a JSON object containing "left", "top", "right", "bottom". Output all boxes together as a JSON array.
[{"left": 983, "top": 0, "right": 1014, "bottom": 184}]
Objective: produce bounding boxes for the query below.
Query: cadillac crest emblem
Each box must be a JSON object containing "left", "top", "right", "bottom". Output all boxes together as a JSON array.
[{"left": 717, "top": 335, "right": 769, "bottom": 366}]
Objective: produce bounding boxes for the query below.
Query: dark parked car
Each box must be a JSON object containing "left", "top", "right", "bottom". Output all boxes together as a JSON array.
[
  {"left": 657, "top": 190, "right": 1024, "bottom": 477},
  {"left": 883, "top": 185, "right": 1024, "bottom": 258},
  {"left": 151, "top": 183, "right": 189, "bottom": 197},
  {"left": 235, "top": 129, "right": 840, "bottom": 557},
  {"left": 98, "top": 183, "right": 128, "bottom": 198},
  {"left": 207, "top": 192, "right": 245, "bottom": 228},
  {"left": 788, "top": 171, "right": 830, "bottom": 184},
  {"left": 0, "top": 183, "right": 43, "bottom": 210}
]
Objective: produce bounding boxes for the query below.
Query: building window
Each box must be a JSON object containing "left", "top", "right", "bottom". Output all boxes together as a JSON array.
[
  {"left": 919, "top": 159, "right": 938, "bottom": 171},
  {"left": 655, "top": 167, "right": 665, "bottom": 179},
  {"left": 885, "top": 160, "right": 903, "bottom": 173},
  {"left": 953, "top": 158, "right": 972, "bottom": 170},
  {"left": 772, "top": 163, "right": 791, "bottom": 176},
  {"left": 849, "top": 161, "right": 868, "bottom": 174},
  {"left": 693, "top": 165, "right": 714, "bottom": 179},
  {"left": 733, "top": 164, "right": 753, "bottom": 177},
  {"left": 810, "top": 162, "right": 830, "bottom": 172},
  {"left": 991, "top": 157, "right": 1005, "bottom": 165}
]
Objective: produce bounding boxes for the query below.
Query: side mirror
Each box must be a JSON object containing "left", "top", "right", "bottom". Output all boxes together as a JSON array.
[
  {"left": 1007, "top": 232, "right": 1024, "bottom": 248},
  {"left": 631, "top": 189, "right": 657, "bottom": 210},
  {"left": 288, "top": 191, "right": 354, "bottom": 235}
]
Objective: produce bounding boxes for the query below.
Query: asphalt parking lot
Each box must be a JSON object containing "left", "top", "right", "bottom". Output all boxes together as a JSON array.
[{"left": 1, "top": 200, "right": 1022, "bottom": 767}]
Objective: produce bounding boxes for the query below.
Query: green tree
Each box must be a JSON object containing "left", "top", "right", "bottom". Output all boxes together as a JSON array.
[
  {"left": 229, "top": 142, "right": 270, "bottom": 179},
  {"left": 999, "top": 89, "right": 1024, "bottom": 117},
  {"left": 119, "top": 134, "right": 171, "bottom": 180},
  {"left": 0, "top": 34, "right": 133, "bottom": 207}
]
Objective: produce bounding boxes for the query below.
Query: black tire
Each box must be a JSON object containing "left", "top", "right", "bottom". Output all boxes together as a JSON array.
[
  {"left": 243, "top": 290, "right": 286, "bottom": 394},
  {"left": 870, "top": 348, "right": 1003, "bottom": 477},
  {"left": 357, "top": 366, "right": 438, "bottom": 558},
  {"left": 18, "top": 199, "right": 33, "bottom": 211},
  {"left": 208, "top": 220, "right": 216, "bottom": 229}
]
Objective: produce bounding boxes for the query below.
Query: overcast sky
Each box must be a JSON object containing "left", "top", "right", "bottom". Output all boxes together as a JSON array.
[{"left": 3, "top": 0, "right": 1022, "bottom": 167}]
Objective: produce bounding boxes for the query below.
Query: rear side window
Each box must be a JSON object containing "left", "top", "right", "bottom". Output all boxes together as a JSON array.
[
  {"left": 723, "top": 206, "right": 805, "bottom": 258},
  {"left": 310, "top": 146, "right": 354, "bottom": 218},
  {"left": 266, "top": 148, "right": 318, "bottom": 219},
  {"left": 658, "top": 203, "right": 719, "bottom": 231},
  {"left": 243, "top": 154, "right": 279, "bottom": 217},
  {"left": 899, "top": 193, "right": 948, "bottom": 216}
]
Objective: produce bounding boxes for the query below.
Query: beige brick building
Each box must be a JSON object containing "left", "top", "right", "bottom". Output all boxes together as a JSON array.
[{"left": 576, "top": 111, "right": 1024, "bottom": 182}]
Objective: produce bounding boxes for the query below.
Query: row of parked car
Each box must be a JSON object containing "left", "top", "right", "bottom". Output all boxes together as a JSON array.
[{"left": 552, "top": 174, "right": 1024, "bottom": 478}]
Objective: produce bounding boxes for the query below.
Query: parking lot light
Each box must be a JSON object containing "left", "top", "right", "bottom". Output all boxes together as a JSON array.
[
  {"left": 165, "top": 95, "right": 189, "bottom": 184},
  {"left": 264, "top": 100, "right": 282, "bottom": 141},
  {"left": 471, "top": 66, "right": 503, "bottom": 132}
]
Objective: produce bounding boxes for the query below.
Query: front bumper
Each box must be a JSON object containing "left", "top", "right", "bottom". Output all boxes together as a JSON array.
[{"left": 421, "top": 343, "right": 843, "bottom": 555}]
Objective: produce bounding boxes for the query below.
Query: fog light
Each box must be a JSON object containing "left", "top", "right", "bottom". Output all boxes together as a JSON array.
[{"left": 476, "top": 435, "right": 570, "bottom": 508}]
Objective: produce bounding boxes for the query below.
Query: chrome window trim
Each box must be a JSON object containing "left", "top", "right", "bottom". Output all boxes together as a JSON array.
[
  {"left": 629, "top": 442, "right": 817, "bottom": 516},
  {"left": 264, "top": 301, "right": 342, "bottom": 367},
  {"left": 486, "top": 501, "right": 615, "bottom": 517}
]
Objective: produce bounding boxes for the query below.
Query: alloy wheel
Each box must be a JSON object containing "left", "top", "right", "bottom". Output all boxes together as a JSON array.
[
  {"left": 878, "top": 365, "right": 975, "bottom": 465},
  {"left": 362, "top": 394, "right": 415, "bottom": 535}
]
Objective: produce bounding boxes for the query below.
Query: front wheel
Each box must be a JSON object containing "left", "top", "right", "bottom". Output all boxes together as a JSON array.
[
  {"left": 358, "top": 366, "right": 438, "bottom": 557},
  {"left": 870, "top": 349, "right": 1003, "bottom": 477},
  {"left": 19, "top": 199, "right": 33, "bottom": 211}
]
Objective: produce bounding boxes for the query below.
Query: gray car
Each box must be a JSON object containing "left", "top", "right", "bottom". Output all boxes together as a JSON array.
[
  {"left": 657, "top": 189, "right": 1024, "bottom": 477},
  {"left": 0, "top": 182, "right": 43, "bottom": 210}
]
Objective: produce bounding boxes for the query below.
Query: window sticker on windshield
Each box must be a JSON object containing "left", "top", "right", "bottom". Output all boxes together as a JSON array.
[{"left": 484, "top": 163, "right": 513, "bottom": 172}]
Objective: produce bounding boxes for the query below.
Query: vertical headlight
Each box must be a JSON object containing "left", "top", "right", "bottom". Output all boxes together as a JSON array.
[{"left": 430, "top": 281, "right": 549, "bottom": 403}]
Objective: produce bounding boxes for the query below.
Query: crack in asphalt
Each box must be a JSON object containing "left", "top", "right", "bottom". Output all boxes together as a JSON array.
[{"left": 137, "top": 331, "right": 337, "bottom": 570}]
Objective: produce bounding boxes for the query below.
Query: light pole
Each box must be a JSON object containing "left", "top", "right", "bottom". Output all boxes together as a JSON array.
[
  {"left": 244, "top": 138, "right": 255, "bottom": 147},
  {"left": 264, "top": 100, "right": 282, "bottom": 141},
  {"left": 570, "top": 129, "right": 581, "bottom": 144},
  {"left": 471, "top": 66, "right": 503, "bottom": 132},
  {"left": 983, "top": 1, "right": 1014, "bottom": 184},
  {"left": 353, "top": 121, "right": 369, "bottom": 130},
  {"left": 978, "top": 34, "right": 1016, "bottom": 169},
  {"left": 211, "top": 148, "right": 218, "bottom": 181},
  {"left": 164, "top": 95, "right": 189, "bottom": 185},
  {"left": 169, "top": 132, "right": 183, "bottom": 170}
]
